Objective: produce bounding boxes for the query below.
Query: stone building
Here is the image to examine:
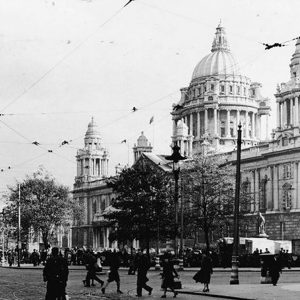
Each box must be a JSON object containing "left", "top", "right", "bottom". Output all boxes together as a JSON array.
[
  {"left": 172, "top": 24, "right": 271, "bottom": 152},
  {"left": 71, "top": 118, "right": 117, "bottom": 250},
  {"left": 171, "top": 24, "right": 300, "bottom": 251},
  {"left": 133, "top": 131, "right": 153, "bottom": 163}
]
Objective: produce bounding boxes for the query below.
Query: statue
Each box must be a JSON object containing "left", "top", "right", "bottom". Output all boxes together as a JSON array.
[{"left": 258, "top": 212, "right": 267, "bottom": 236}]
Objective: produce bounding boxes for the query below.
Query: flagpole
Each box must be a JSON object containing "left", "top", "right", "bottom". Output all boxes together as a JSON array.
[{"left": 152, "top": 122, "right": 155, "bottom": 150}]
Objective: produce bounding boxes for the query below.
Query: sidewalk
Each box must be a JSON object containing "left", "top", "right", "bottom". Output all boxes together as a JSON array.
[
  {"left": 178, "top": 283, "right": 300, "bottom": 300},
  {"left": 1, "top": 264, "right": 300, "bottom": 299}
]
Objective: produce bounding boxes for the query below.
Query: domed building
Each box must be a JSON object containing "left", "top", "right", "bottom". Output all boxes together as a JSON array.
[
  {"left": 170, "top": 26, "right": 300, "bottom": 251},
  {"left": 172, "top": 24, "right": 271, "bottom": 153}
]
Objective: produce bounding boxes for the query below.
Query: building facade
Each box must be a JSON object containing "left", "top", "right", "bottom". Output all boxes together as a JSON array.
[
  {"left": 172, "top": 24, "right": 300, "bottom": 249},
  {"left": 172, "top": 24, "right": 271, "bottom": 153},
  {"left": 72, "top": 118, "right": 117, "bottom": 250}
]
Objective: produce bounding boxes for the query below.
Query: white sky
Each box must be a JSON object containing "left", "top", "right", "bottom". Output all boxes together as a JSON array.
[{"left": 0, "top": 0, "right": 299, "bottom": 202}]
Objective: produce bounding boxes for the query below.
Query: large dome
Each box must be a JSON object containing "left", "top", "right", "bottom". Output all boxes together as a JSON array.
[{"left": 192, "top": 25, "right": 240, "bottom": 80}]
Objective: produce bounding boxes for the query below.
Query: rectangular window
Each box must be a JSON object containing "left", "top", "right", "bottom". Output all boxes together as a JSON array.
[
  {"left": 221, "top": 127, "right": 225, "bottom": 137},
  {"left": 237, "top": 86, "right": 240, "bottom": 95},
  {"left": 221, "top": 85, "right": 225, "bottom": 93},
  {"left": 211, "top": 84, "right": 214, "bottom": 91},
  {"left": 229, "top": 86, "right": 233, "bottom": 93}
]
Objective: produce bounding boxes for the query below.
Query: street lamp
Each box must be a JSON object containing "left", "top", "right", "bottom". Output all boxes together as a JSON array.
[
  {"left": 0, "top": 212, "right": 4, "bottom": 265},
  {"left": 17, "top": 184, "right": 21, "bottom": 268},
  {"left": 230, "top": 124, "right": 242, "bottom": 284},
  {"left": 166, "top": 142, "right": 186, "bottom": 267}
]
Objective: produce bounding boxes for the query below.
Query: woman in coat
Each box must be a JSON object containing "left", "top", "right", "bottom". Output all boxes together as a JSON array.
[
  {"left": 269, "top": 255, "right": 282, "bottom": 286},
  {"left": 193, "top": 251, "right": 213, "bottom": 292},
  {"left": 160, "top": 251, "right": 179, "bottom": 298}
]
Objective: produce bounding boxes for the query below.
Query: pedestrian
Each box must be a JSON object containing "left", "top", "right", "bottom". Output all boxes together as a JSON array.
[
  {"left": 83, "top": 251, "right": 104, "bottom": 287},
  {"left": 193, "top": 250, "right": 213, "bottom": 292},
  {"left": 31, "top": 249, "right": 40, "bottom": 266},
  {"left": 135, "top": 249, "right": 153, "bottom": 297},
  {"left": 101, "top": 250, "right": 123, "bottom": 294},
  {"left": 43, "top": 247, "right": 69, "bottom": 300},
  {"left": 269, "top": 255, "right": 282, "bottom": 286},
  {"left": 160, "top": 250, "right": 179, "bottom": 298}
]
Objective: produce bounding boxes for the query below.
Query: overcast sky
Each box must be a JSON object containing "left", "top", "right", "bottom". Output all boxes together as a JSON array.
[{"left": 0, "top": 0, "right": 299, "bottom": 202}]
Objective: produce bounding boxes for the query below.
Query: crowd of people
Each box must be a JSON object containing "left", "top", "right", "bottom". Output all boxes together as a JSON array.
[{"left": 1, "top": 245, "right": 295, "bottom": 299}]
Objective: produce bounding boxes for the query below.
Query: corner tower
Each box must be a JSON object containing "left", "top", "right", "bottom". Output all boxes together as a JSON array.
[
  {"left": 171, "top": 24, "right": 270, "bottom": 153},
  {"left": 75, "top": 117, "right": 109, "bottom": 183},
  {"left": 275, "top": 38, "right": 300, "bottom": 140},
  {"left": 133, "top": 132, "right": 152, "bottom": 163}
]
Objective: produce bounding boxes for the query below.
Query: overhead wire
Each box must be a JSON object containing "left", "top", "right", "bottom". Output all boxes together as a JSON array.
[{"left": 0, "top": 4, "right": 126, "bottom": 113}]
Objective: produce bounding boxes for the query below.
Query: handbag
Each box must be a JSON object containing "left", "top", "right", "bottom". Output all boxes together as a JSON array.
[
  {"left": 173, "top": 279, "right": 182, "bottom": 289},
  {"left": 193, "top": 270, "right": 203, "bottom": 283}
]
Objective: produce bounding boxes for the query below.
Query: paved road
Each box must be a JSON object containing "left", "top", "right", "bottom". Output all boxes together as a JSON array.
[{"left": 0, "top": 267, "right": 300, "bottom": 299}]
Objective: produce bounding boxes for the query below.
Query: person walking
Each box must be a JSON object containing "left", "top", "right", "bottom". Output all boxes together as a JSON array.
[
  {"left": 160, "top": 251, "right": 179, "bottom": 298},
  {"left": 269, "top": 255, "right": 282, "bottom": 286},
  {"left": 101, "top": 250, "right": 123, "bottom": 294},
  {"left": 83, "top": 251, "right": 104, "bottom": 287},
  {"left": 43, "top": 247, "right": 69, "bottom": 300},
  {"left": 135, "top": 249, "right": 153, "bottom": 297},
  {"left": 199, "top": 251, "right": 213, "bottom": 292}
]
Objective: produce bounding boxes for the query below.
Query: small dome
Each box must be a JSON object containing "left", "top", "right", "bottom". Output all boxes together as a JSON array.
[
  {"left": 177, "top": 120, "right": 188, "bottom": 136},
  {"left": 85, "top": 117, "right": 101, "bottom": 139},
  {"left": 191, "top": 25, "right": 240, "bottom": 80},
  {"left": 137, "top": 131, "right": 149, "bottom": 147}
]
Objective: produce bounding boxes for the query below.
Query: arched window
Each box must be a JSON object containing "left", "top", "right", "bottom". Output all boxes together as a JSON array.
[{"left": 282, "top": 183, "right": 292, "bottom": 210}]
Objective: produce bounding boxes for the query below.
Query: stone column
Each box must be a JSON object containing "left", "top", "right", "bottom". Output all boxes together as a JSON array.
[
  {"left": 214, "top": 108, "right": 218, "bottom": 136},
  {"left": 77, "top": 161, "right": 80, "bottom": 176},
  {"left": 250, "top": 171, "right": 255, "bottom": 212},
  {"left": 204, "top": 109, "right": 208, "bottom": 134},
  {"left": 251, "top": 112, "right": 255, "bottom": 139},
  {"left": 267, "top": 166, "right": 272, "bottom": 210},
  {"left": 295, "top": 96, "right": 299, "bottom": 126},
  {"left": 273, "top": 165, "right": 279, "bottom": 210},
  {"left": 283, "top": 100, "right": 287, "bottom": 127},
  {"left": 277, "top": 102, "right": 280, "bottom": 128},
  {"left": 290, "top": 98, "right": 294, "bottom": 126},
  {"left": 197, "top": 112, "right": 200, "bottom": 138},
  {"left": 254, "top": 169, "right": 260, "bottom": 212},
  {"left": 258, "top": 115, "right": 261, "bottom": 140},
  {"left": 293, "top": 162, "right": 298, "bottom": 209},
  {"left": 236, "top": 110, "right": 240, "bottom": 126},
  {"left": 245, "top": 111, "right": 249, "bottom": 138},
  {"left": 189, "top": 113, "right": 193, "bottom": 136},
  {"left": 226, "top": 109, "right": 230, "bottom": 137},
  {"left": 184, "top": 116, "right": 187, "bottom": 126},
  {"left": 172, "top": 120, "right": 177, "bottom": 136}
]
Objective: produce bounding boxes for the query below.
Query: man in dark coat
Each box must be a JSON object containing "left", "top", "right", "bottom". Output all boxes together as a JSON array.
[
  {"left": 101, "top": 250, "right": 123, "bottom": 294},
  {"left": 269, "top": 255, "right": 282, "bottom": 286},
  {"left": 83, "top": 251, "right": 104, "bottom": 287},
  {"left": 135, "top": 250, "right": 153, "bottom": 297},
  {"left": 43, "top": 247, "right": 69, "bottom": 300}
]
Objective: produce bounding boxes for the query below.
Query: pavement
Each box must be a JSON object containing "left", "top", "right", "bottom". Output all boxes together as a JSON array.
[{"left": 2, "top": 264, "right": 300, "bottom": 299}]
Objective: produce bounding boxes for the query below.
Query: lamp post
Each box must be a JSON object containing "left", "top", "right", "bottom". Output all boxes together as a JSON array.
[
  {"left": 17, "top": 184, "right": 21, "bottom": 268},
  {"left": 230, "top": 124, "right": 242, "bottom": 284},
  {"left": 0, "top": 212, "right": 4, "bottom": 265},
  {"left": 166, "top": 142, "right": 186, "bottom": 268}
]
